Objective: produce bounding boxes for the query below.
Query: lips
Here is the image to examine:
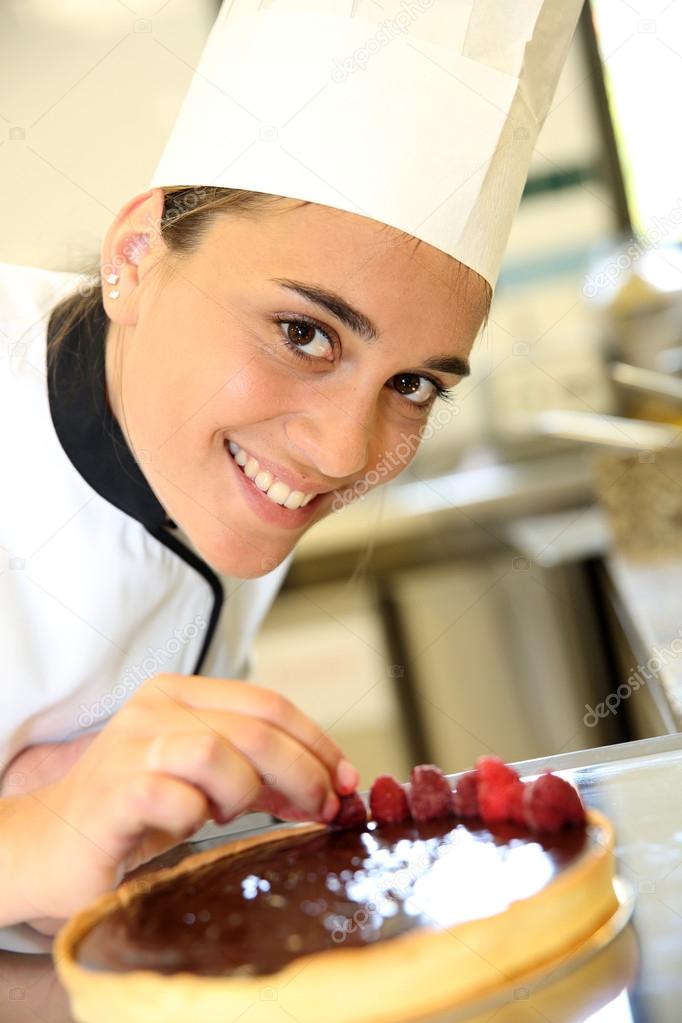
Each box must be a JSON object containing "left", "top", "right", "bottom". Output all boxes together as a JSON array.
[{"left": 226, "top": 440, "right": 322, "bottom": 510}]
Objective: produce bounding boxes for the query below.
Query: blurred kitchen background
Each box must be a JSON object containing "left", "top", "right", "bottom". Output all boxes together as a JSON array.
[{"left": 2, "top": 1, "right": 681, "bottom": 786}]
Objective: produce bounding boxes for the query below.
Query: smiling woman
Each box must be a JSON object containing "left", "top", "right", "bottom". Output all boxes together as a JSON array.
[
  {"left": 48, "top": 186, "right": 491, "bottom": 579},
  {"left": 1, "top": 0, "right": 582, "bottom": 948}
]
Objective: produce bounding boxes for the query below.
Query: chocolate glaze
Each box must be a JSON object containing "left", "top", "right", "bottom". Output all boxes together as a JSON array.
[{"left": 76, "top": 818, "right": 589, "bottom": 977}]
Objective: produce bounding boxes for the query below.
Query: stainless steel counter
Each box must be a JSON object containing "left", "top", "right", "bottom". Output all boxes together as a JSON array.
[
  {"left": 290, "top": 442, "right": 682, "bottom": 752},
  {"left": 604, "top": 554, "right": 682, "bottom": 731},
  {"left": 2, "top": 733, "right": 681, "bottom": 1022},
  {"left": 292, "top": 447, "right": 597, "bottom": 564}
]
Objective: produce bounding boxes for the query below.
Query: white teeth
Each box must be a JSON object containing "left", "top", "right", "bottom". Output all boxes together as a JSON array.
[
  {"left": 243, "top": 457, "right": 259, "bottom": 480},
  {"left": 266, "top": 480, "right": 290, "bottom": 505},
  {"left": 254, "top": 470, "right": 273, "bottom": 492},
  {"left": 284, "top": 490, "right": 305, "bottom": 510},
  {"left": 227, "top": 440, "right": 318, "bottom": 509}
]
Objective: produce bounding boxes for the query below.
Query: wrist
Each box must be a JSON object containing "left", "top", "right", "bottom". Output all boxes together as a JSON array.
[
  {"left": 0, "top": 733, "right": 98, "bottom": 797},
  {"left": 25, "top": 916, "right": 66, "bottom": 937},
  {"left": 0, "top": 785, "right": 67, "bottom": 926}
]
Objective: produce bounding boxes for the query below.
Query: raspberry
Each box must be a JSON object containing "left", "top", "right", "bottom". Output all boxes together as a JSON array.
[
  {"left": 479, "top": 779, "right": 524, "bottom": 825},
  {"left": 522, "top": 772, "right": 586, "bottom": 833},
  {"left": 476, "top": 756, "right": 525, "bottom": 826},
  {"left": 407, "top": 764, "right": 452, "bottom": 822},
  {"left": 506, "top": 781, "right": 527, "bottom": 825},
  {"left": 451, "top": 770, "right": 479, "bottom": 817},
  {"left": 369, "top": 775, "right": 410, "bottom": 824},
  {"left": 476, "top": 756, "right": 521, "bottom": 788},
  {"left": 330, "top": 791, "right": 368, "bottom": 829}
]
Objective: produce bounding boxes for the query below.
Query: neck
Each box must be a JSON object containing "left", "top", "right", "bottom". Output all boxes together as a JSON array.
[{"left": 103, "top": 317, "right": 124, "bottom": 424}]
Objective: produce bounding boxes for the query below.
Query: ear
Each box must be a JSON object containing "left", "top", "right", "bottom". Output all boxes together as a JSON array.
[{"left": 100, "top": 187, "right": 167, "bottom": 327}]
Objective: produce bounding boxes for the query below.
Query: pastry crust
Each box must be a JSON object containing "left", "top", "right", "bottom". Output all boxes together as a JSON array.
[{"left": 55, "top": 810, "right": 618, "bottom": 1023}]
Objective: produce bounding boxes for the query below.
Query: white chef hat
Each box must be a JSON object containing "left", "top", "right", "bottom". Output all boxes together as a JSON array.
[{"left": 148, "top": 0, "right": 584, "bottom": 289}]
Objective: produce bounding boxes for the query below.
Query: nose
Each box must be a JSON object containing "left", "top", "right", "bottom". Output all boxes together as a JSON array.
[{"left": 284, "top": 393, "right": 375, "bottom": 483}]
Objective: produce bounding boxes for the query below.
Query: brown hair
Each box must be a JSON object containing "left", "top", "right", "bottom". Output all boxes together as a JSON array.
[
  {"left": 46, "top": 187, "right": 301, "bottom": 379},
  {"left": 46, "top": 185, "right": 491, "bottom": 379}
]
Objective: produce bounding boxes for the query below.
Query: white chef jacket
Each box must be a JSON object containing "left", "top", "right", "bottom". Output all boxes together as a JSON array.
[{"left": 0, "top": 260, "right": 293, "bottom": 775}]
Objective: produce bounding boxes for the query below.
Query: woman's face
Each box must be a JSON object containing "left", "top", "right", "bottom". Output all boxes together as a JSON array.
[{"left": 104, "top": 192, "right": 488, "bottom": 577}]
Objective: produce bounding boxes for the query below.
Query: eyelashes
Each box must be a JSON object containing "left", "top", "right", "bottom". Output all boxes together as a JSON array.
[
  {"left": 274, "top": 314, "right": 335, "bottom": 361},
  {"left": 272, "top": 314, "right": 455, "bottom": 409}
]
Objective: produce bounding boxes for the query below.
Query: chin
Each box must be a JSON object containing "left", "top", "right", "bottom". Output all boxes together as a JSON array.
[{"left": 191, "top": 531, "right": 292, "bottom": 579}]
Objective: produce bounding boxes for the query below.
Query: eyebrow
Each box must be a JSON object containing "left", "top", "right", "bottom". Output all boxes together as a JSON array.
[{"left": 269, "top": 276, "right": 471, "bottom": 378}]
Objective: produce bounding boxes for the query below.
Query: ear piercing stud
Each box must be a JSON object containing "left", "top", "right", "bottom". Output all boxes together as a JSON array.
[{"left": 104, "top": 272, "right": 120, "bottom": 299}]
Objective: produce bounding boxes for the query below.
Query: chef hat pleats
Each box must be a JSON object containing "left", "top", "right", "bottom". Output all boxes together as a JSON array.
[{"left": 148, "top": 0, "right": 584, "bottom": 288}]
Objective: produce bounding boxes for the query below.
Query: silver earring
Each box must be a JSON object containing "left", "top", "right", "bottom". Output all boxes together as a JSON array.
[{"left": 104, "top": 271, "right": 120, "bottom": 299}]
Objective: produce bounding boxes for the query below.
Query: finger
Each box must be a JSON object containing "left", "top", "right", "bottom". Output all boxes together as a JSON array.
[
  {"left": 104, "top": 772, "right": 210, "bottom": 863},
  {"left": 189, "top": 710, "right": 340, "bottom": 821},
  {"left": 147, "top": 675, "right": 358, "bottom": 793},
  {"left": 249, "top": 783, "right": 317, "bottom": 821},
  {"left": 145, "top": 732, "right": 263, "bottom": 823}
]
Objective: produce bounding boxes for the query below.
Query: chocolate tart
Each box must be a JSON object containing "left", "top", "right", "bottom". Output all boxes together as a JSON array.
[{"left": 55, "top": 809, "right": 617, "bottom": 1023}]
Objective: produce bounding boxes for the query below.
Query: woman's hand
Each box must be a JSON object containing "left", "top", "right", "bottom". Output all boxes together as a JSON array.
[
  {"left": 0, "top": 733, "right": 99, "bottom": 797},
  {"left": 8, "top": 673, "right": 358, "bottom": 930}
]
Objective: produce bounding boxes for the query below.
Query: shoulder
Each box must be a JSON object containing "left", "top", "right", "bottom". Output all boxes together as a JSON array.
[
  {"left": 0, "top": 261, "right": 85, "bottom": 332},
  {"left": 0, "top": 261, "right": 86, "bottom": 375}
]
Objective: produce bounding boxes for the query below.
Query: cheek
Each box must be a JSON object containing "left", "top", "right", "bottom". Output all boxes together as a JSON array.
[
  {"left": 221, "top": 355, "right": 291, "bottom": 414},
  {"left": 369, "top": 412, "right": 426, "bottom": 477},
  {"left": 122, "top": 330, "right": 288, "bottom": 457},
  {"left": 329, "top": 420, "right": 422, "bottom": 509},
  {"left": 371, "top": 442, "right": 413, "bottom": 484}
]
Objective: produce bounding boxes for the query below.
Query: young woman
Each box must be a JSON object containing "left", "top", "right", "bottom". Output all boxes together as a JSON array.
[
  {"left": 0, "top": 185, "right": 489, "bottom": 934},
  {"left": 0, "top": 0, "right": 581, "bottom": 942}
]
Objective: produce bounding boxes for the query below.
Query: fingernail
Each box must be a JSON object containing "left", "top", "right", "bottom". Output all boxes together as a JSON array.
[{"left": 336, "top": 759, "right": 359, "bottom": 794}]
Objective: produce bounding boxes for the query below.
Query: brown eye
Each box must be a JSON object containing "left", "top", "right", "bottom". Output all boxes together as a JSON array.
[
  {"left": 277, "top": 318, "right": 334, "bottom": 359},
  {"left": 392, "top": 373, "right": 437, "bottom": 405},
  {"left": 287, "top": 321, "right": 317, "bottom": 346}
]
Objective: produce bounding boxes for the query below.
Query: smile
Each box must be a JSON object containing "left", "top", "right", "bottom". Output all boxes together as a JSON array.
[{"left": 227, "top": 440, "right": 318, "bottom": 510}]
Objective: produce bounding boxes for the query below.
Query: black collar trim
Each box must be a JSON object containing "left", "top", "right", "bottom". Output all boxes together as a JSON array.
[
  {"left": 46, "top": 296, "right": 173, "bottom": 532},
  {"left": 46, "top": 296, "right": 224, "bottom": 676}
]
